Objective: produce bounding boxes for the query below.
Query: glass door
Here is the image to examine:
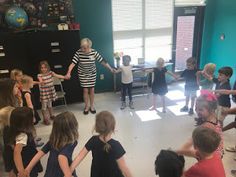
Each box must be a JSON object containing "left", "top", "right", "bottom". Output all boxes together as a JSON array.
[{"left": 172, "top": 6, "right": 205, "bottom": 71}]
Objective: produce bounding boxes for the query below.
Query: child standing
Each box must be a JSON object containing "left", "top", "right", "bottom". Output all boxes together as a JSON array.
[
  {"left": 38, "top": 60, "right": 67, "bottom": 125},
  {"left": 9, "top": 107, "right": 43, "bottom": 177},
  {"left": 21, "top": 75, "right": 41, "bottom": 125},
  {"left": 196, "top": 63, "right": 216, "bottom": 90},
  {"left": 184, "top": 127, "right": 226, "bottom": 177},
  {"left": 10, "top": 69, "right": 24, "bottom": 107},
  {"left": 150, "top": 58, "right": 178, "bottom": 113},
  {"left": 70, "top": 111, "right": 133, "bottom": 177},
  {"left": 177, "top": 90, "right": 223, "bottom": 158},
  {"left": 26, "top": 111, "right": 78, "bottom": 177},
  {"left": 115, "top": 55, "right": 134, "bottom": 110},
  {"left": 180, "top": 57, "right": 199, "bottom": 115}
]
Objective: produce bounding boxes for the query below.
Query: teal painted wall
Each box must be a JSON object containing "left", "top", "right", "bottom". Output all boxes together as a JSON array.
[
  {"left": 201, "top": 0, "right": 236, "bottom": 84},
  {"left": 73, "top": 0, "right": 114, "bottom": 92}
]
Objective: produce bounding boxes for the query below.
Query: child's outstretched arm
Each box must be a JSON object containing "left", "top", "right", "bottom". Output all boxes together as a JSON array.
[
  {"left": 14, "top": 144, "right": 27, "bottom": 177},
  {"left": 214, "top": 89, "right": 236, "bottom": 95},
  {"left": 166, "top": 71, "right": 179, "bottom": 80},
  {"left": 58, "top": 155, "right": 73, "bottom": 177},
  {"left": 25, "top": 150, "right": 45, "bottom": 175},
  {"left": 176, "top": 138, "right": 197, "bottom": 158},
  {"left": 117, "top": 156, "right": 133, "bottom": 177},
  {"left": 52, "top": 72, "right": 66, "bottom": 79},
  {"left": 196, "top": 71, "right": 202, "bottom": 85},
  {"left": 70, "top": 147, "right": 89, "bottom": 172}
]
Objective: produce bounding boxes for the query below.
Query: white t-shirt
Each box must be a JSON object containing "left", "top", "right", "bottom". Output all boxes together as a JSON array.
[
  {"left": 16, "top": 133, "right": 28, "bottom": 146},
  {"left": 120, "top": 65, "right": 133, "bottom": 84}
]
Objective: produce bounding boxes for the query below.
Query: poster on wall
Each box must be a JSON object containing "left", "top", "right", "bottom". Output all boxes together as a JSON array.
[{"left": 0, "top": 0, "right": 74, "bottom": 31}]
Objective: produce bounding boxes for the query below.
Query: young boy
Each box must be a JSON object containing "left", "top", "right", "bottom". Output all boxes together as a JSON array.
[
  {"left": 184, "top": 126, "right": 226, "bottom": 177},
  {"left": 180, "top": 57, "right": 199, "bottom": 115},
  {"left": 115, "top": 55, "right": 134, "bottom": 110},
  {"left": 155, "top": 150, "right": 185, "bottom": 177}
]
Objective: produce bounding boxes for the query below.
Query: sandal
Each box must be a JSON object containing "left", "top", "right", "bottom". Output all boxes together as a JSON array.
[
  {"left": 225, "top": 146, "right": 236, "bottom": 152},
  {"left": 90, "top": 108, "right": 96, "bottom": 114},
  {"left": 83, "top": 108, "right": 89, "bottom": 115}
]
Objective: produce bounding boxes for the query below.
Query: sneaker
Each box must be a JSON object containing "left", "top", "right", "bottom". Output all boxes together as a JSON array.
[
  {"left": 35, "top": 141, "right": 44, "bottom": 147},
  {"left": 120, "top": 102, "right": 126, "bottom": 110},
  {"left": 225, "top": 146, "right": 236, "bottom": 152},
  {"left": 189, "top": 108, "right": 194, "bottom": 115},
  {"left": 180, "top": 106, "right": 188, "bottom": 112},
  {"left": 162, "top": 109, "right": 166, "bottom": 113},
  {"left": 129, "top": 101, "right": 134, "bottom": 109}
]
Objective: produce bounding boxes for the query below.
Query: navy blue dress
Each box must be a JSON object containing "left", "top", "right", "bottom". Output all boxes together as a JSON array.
[
  {"left": 85, "top": 136, "right": 126, "bottom": 177},
  {"left": 152, "top": 67, "right": 168, "bottom": 95},
  {"left": 41, "top": 141, "right": 78, "bottom": 177}
]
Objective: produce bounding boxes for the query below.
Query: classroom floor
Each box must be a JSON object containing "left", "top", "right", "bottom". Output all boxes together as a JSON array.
[{"left": 3, "top": 82, "right": 236, "bottom": 177}]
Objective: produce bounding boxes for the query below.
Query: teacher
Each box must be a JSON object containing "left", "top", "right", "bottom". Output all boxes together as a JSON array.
[{"left": 66, "top": 38, "right": 114, "bottom": 115}]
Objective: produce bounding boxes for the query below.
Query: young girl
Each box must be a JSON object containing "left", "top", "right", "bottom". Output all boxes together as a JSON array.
[
  {"left": 38, "top": 60, "right": 67, "bottom": 125},
  {"left": 25, "top": 111, "right": 78, "bottom": 177},
  {"left": 115, "top": 55, "right": 134, "bottom": 110},
  {"left": 0, "top": 78, "right": 19, "bottom": 109},
  {"left": 70, "top": 111, "right": 133, "bottom": 177},
  {"left": 21, "top": 75, "right": 41, "bottom": 125},
  {"left": 149, "top": 58, "right": 178, "bottom": 113},
  {"left": 0, "top": 106, "right": 15, "bottom": 177},
  {"left": 176, "top": 90, "right": 223, "bottom": 158},
  {"left": 10, "top": 69, "right": 24, "bottom": 107},
  {"left": 9, "top": 107, "right": 43, "bottom": 177},
  {"left": 196, "top": 63, "right": 216, "bottom": 90}
]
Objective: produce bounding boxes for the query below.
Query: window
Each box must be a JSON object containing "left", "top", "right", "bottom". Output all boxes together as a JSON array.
[{"left": 112, "top": 0, "right": 173, "bottom": 64}]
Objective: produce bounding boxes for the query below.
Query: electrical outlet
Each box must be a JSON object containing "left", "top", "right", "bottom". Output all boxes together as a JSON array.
[{"left": 100, "top": 74, "right": 104, "bottom": 80}]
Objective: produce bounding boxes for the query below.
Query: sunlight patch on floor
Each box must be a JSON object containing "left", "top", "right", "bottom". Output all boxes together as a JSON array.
[{"left": 135, "top": 110, "right": 161, "bottom": 122}]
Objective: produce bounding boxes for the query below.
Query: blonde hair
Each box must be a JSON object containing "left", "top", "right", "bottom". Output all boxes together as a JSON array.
[
  {"left": 49, "top": 111, "right": 79, "bottom": 151},
  {"left": 204, "top": 63, "right": 216, "bottom": 76},
  {"left": 0, "top": 106, "right": 15, "bottom": 128},
  {"left": 80, "top": 38, "right": 92, "bottom": 48},
  {"left": 10, "top": 69, "right": 23, "bottom": 80},
  {"left": 21, "top": 75, "right": 33, "bottom": 86},
  {"left": 39, "top": 60, "right": 51, "bottom": 73},
  {"left": 95, "top": 111, "right": 115, "bottom": 153},
  {"left": 156, "top": 58, "right": 165, "bottom": 68}
]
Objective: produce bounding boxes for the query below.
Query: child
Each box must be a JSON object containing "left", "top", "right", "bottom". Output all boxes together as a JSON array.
[
  {"left": 26, "top": 111, "right": 78, "bottom": 177},
  {"left": 184, "top": 126, "right": 226, "bottom": 177},
  {"left": 149, "top": 58, "right": 178, "bottom": 113},
  {"left": 180, "top": 57, "right": 199, "bottom": 115},
  {"left": 177, "top": 90, "right": 223, "bottom": 158},
  {"left": 196, "top": 63, "right": 216, "bottom": 90},
  {"left": 38, "top": 60, "right": 67, "bottom": 125},
  {"left": 155, "top": 150, "right": 185, "bottom": 177},
  {"left": 0, "top": 78, "right": 19, "bottom": 109},
  {"left": 10, "top": 69, "right": 24, "bottom": 107},
  {"left": 0, "top": 106, "right": 15, "bottom": 177},
  {"left": 21, "top": 75, "right": 41, "bottom": 125},
  {"left": 70, "top": 111, "right": 133, "bottom": 177},
  {"left": 115, "top": 55, "right": 134, "bottom": 110},
  {"left": 213, "top": 66, "right": 233, "bottom": 125},
  {"left": 9, "top": 107, "right": 43, "bottom": 177}
]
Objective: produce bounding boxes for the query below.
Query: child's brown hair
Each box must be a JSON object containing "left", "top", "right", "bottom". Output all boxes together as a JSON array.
[
  {"left": 10, "top": 69, "right": 23, "bottom": 80},
  {"left": 95, "top": 111, "right": 116, "bottom": 152},
  {"left": 39, "top": 60, "right": 51, "bottom": 73},
  {"left": 49, "top": 111, "right": 78, "bottom": 151},
  {"left": 192, "top": 126, "right": 221, "bottom": 155},
  {"left": 186, "top": 57, "right": 196, "bottom": 66},
  {"left": 218, "top": 66, "right": 233, "bottom": 78}
]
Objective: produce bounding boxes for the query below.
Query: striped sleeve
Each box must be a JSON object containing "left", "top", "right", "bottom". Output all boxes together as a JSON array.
[
  {"left": 94, "top": 51, "right": 107, "bottom": 63},
  {"left": 72, "top": 50, "right": 80, "bottom": 64}
]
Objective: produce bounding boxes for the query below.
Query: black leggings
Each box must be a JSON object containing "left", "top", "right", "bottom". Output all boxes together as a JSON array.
[{"left": 121, "top": 83, "right": 132, "bottom": 102}]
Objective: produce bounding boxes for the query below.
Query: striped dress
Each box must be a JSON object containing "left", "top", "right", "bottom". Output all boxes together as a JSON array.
[
  {"left": 38, "top": 71, "right": 57, "bottom": 103},
  {"left": 72, "top": 49, "right": 106, "bottom": 88}
]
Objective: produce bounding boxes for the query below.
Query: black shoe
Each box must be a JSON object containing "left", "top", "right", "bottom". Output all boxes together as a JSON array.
[
  {"left": 90, "top": 108, "right": 96, "bottom": 114},
  {"left": 189, "top": 108, "right": 194, "bottom": 115},
  {"left": 35, "top": 141, "right": 44, "bottom": 147},
  {"left": 83, "top": 109, "right": 89, "bottom": 115},
  {"left": 180, "top": 106, "right": 188, "bottom": 112}
]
